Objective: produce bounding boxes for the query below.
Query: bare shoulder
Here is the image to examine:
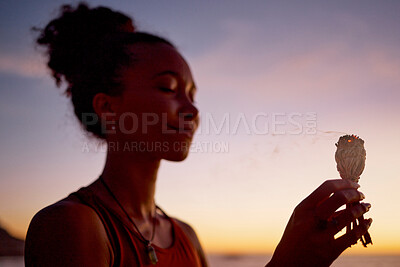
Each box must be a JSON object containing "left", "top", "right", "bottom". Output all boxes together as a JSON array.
[
  {"left": 174, "top": 218, "right": 208, "bottom": 267},
  {"left": 25, "top": 199, "right": 111, "bottom": 267},
  {"left": 174, "top": 218, "right": 198, "bottom": 242}
]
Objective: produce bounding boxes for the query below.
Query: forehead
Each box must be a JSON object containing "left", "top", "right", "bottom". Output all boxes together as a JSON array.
[{"left": 124, "top": 43, "right": 193, "bottom": 81}]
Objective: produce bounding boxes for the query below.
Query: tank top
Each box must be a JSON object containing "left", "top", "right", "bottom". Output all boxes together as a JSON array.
[{"left": 65, "top": 184, "right": 202, "bottom": 267}]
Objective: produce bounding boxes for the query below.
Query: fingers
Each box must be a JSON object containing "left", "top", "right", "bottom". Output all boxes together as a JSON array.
[
  {"left": 326, "top": 203, "right": 371, "bottom": 235},
  {"left": 302, "top": 179, "right": 360, "bottom": 208},
  {"left": 335, "top": 218, "right": 372, "bottom": 253},
  {"left": 315, "top": 190, "right": 365, "bottom": 220}
]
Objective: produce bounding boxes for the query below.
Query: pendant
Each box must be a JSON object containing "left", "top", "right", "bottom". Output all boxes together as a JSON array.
[{"left": 147, "top": 243, "right": 158, "bottom": 265}]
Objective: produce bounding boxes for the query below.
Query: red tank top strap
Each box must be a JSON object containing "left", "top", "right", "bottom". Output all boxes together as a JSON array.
[{"left": 150, "top": 206, "right": 202, "bottom": 266}]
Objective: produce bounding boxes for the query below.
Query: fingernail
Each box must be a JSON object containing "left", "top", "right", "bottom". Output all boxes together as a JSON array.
[
  {"left": 359, "top": 192, "right": 365, "bottom": 200},
  {"left": 362, "top": 203, "right": 371, "bottom": 211},
  {"left": 366, "top": 218, "right": 373, "bottom": 229},
  {"left": 350, "top": 181, "right": 360, "bottom": 188}
]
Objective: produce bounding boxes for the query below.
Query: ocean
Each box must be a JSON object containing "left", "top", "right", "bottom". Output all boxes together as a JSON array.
[
  {"left": 1, "top": 255, "right": 400, "bottom": 266},
  {"left": 208, "top": 254, "right": 400, "bottom": 266}
]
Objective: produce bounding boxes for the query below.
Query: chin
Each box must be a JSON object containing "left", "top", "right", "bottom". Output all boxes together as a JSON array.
[
  {"left": 158, "top": 139, "right": 192, "bottom": 161},
  {"left": 162, "top": 149, "right": 190, "bottom": 162}
]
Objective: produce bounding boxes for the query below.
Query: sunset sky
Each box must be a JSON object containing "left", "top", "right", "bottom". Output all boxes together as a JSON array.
[{"left": 1, "top": 0, "right": 400, "bottom": 256}]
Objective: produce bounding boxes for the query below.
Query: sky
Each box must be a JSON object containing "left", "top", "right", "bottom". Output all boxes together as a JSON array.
[{"left": 0, "top": 0, "right": 400, "bottom": 256}]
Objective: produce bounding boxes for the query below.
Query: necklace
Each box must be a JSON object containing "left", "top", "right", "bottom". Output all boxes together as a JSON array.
[{"left": 99, "top": 175, "right": 158, "bottom": 265}]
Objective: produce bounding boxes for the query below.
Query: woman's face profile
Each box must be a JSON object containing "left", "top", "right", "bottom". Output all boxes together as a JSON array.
[{"left": 110, "top": 42, "right": 199, "bottom": 161}]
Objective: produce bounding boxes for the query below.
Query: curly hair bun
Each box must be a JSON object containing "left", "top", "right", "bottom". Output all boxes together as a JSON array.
[{"left": 36, "top": 2, "right": 134, "bottom": 87}]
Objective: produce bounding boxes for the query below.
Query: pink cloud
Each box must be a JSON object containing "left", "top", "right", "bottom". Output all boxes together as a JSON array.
[{"left": 0, "top": 53, "right": 47, "bottom": 78}]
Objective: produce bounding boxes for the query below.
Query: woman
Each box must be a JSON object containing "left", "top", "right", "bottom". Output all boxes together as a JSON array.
[{"left": 25, "top": 3, "right": 372, "bottom": 267}]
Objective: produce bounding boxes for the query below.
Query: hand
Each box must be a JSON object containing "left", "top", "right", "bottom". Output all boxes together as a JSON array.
[{"left": 267, "top": 179, "right": 372, "bottom": 267}]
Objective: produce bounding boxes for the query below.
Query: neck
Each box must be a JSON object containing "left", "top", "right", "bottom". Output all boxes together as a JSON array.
[{"left": 100, "top": 150, "right": 161, "bottom": 222}]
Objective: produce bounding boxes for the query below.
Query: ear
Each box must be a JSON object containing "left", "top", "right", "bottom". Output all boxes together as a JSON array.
[{"left": 92, "top": 93, "right": 122, "bottom": 121}]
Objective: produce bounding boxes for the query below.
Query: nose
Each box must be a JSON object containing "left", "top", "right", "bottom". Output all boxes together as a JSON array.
[
  {"left": 179, "top": 102, "right": 199, "bottom": 121},
  {"left": 178, "top": 99, "right": 199, "bottom": 130}
]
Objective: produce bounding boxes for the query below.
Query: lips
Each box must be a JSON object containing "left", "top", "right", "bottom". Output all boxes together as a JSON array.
[{"left": 166, "top": 124, "right": 195, "bottom": 136}]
